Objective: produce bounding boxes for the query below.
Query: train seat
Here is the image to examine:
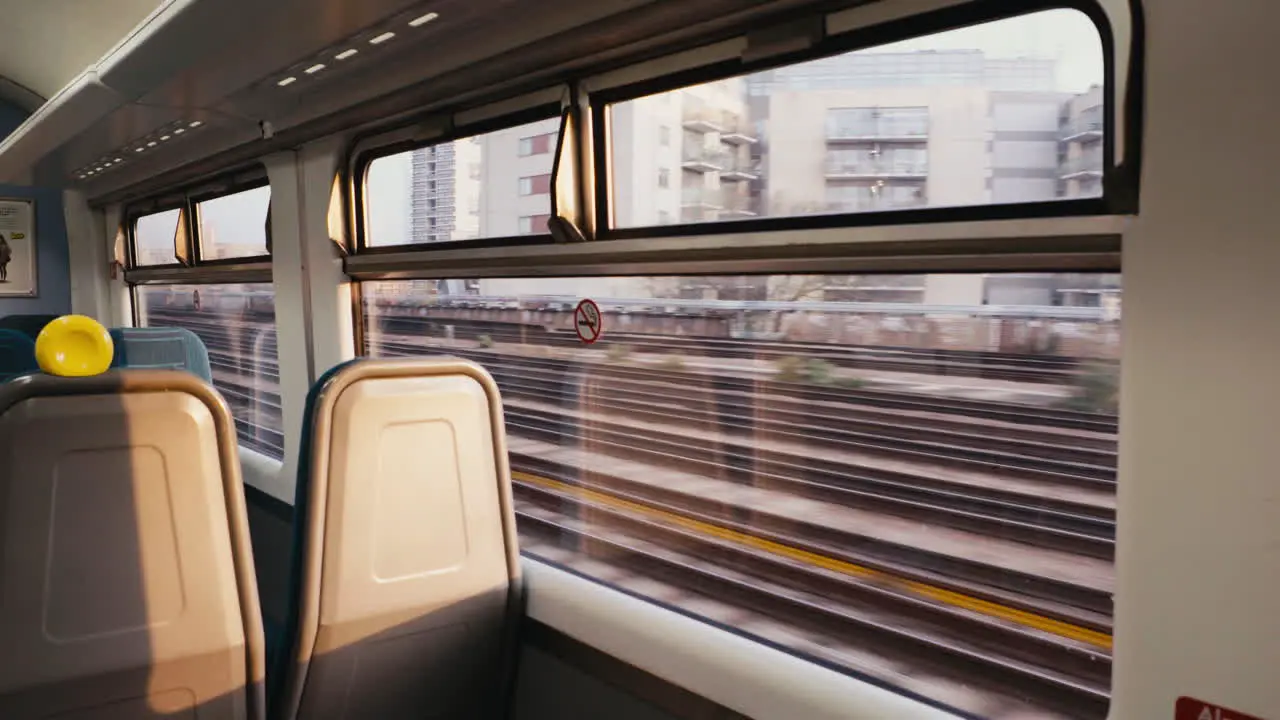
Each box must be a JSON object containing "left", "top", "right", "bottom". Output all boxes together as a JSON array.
[
  {"left": 269, "top": 358, "right": 520, "bottom": 720},
  {"left": 0, "top": 314, "right": 59, "bottom": 339},
  {"left": 0, "top": 370, "right": 265, "bottom": 718},
  {"left": 0, "top": 329, "right": 36, "bottom": 381},
  {"left": 109, "top": 326, "right": 214, "bottom": 382}
]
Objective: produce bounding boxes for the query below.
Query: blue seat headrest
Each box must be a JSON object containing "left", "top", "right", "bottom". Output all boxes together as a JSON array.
[
  {"left": 108, "top": 327, "right": 213, "bottom": 383},
  {"left": 0, "top": 314, "right": 59, "bottom": 339},
  {"left": 0, "top": 329, "right": 37, "bottom": 382}
]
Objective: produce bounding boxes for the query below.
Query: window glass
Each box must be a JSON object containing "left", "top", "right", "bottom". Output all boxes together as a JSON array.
[
  {"left": 137, "top": 283, "right": 282, "bottom": 459},
  {"left": 197, "top": 185, "right": 271, "bottom": 260},
  {"left": 519, "top": 174, "right": 550, "bottom": 196},
  {"left": 361, "top": 271, "right": 1121, "bottom": 718},
  {"left": 518, "top": 214, "right": 550, "bottom": 235},
  {"left": 364, "top": 116, "right": 558, "bottom": 246},
  {"left": 610, "top": 9, "right": 1104, "bottom": 228},
  {"left": 134, "top": 208, "right": 182, "bottom": 266},
  {"left": 518, "top": 133, "right": 554, "bottom": 157}
]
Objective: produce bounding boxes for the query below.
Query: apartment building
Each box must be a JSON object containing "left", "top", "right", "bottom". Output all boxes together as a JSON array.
[
  {"left": 982, "top": 85, "right": 1111, "bottom": 305},
  {"left": 406, "top": 139, "right": 482, "bottom": 242},
  {"left": 397, "top": 48, "right": 1109, "bottom": 306},
  {"left": 1059, "top": 83, "right": 1104, "bottom": 198}
]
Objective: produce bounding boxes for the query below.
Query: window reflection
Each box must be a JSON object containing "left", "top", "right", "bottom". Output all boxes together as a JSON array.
[
  {"left": 359, "top": 271, "right": 1121, "bottom": 719},
  {"left": 137, "top": 283, "right": 282, "bottom": 459}
]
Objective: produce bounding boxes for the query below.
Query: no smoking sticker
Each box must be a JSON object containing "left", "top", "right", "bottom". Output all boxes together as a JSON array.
[{"left": 574, "top": 298, "right": 602, "bottom": 344}]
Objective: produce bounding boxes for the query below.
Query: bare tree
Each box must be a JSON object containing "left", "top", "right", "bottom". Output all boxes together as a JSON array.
[
  {"left": 766, "top": 275, "right": 827, "bottom": 335},
  {"left": 768, "top": 275, "right": 826, "bottom": 302}
]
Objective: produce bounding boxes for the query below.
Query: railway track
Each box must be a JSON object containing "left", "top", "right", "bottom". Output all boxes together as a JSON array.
[
  {"left": 429, "top": 345, "right": 1115, "bottom": 436},
  {"left": 390, "top": 341, "right": 1120, "bottom": 434},
  {"left": 206, "top": 358, "right": 1116, "bottom": 557},
  {"left": 454, "top": 355, "right": 1117, "bottom": 481},
  {"left": 145, "top": 308, "right": 1119, "bottom": 432},
  {"left": 503, "top": 406, "right": 1114, "bottom": 558},
  {"left": 145, "top": 295, "right": 1115, "bottom": 383},
  {"left": 146, "top": 303, "right": 1120, "bottom": 389},
  {"left": 510, "top": 453, "right": 1111, "bottom": 619},
  {"left": 374, "top": 313, "right": 1114, "bottom": 385},
  {"left": 195, "top": 362, "right": 1117, "bottom": 562},
  {"left": 181, "top": 327, "right": 1119, "bottom": 475},
  {"left": 146, "top": 314, "right": 1118, "bottom": 553},
  {"left": 516, "top": 474, "right": 1111, "bottom": 719},
  {"left": 210, "top": 331, "right": 1117, "bottom": 486},
  {"left": 492, "top": 358, "right": 1118, "bottom": 453}
]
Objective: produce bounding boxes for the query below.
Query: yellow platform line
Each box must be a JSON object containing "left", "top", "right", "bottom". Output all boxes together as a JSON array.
[{"left": 514, "top": 470, "right": 1113, "bottom": 651}]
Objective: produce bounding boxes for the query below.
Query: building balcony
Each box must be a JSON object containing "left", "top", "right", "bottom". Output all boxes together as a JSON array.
[
  {"left": 681, "top": 149, "right": 730, "bottom": 173},
  {"left": 410, "top": 185, "right": 455, "bottom": 196},
  {"left": 720, "top": 122, "right": 759, "bottom": 145},
  {"left": 719, "top": 159, "right": 761, "bottom": 182},
  {"left": 1060, "top": 154, "right": 1104, "bottom": 178},
  {"left": 681, "top": 187, "right": 723, "bottom": 209},
  {"left": 720, "top": 193, "right": 758, "bottom": 218},
  {"left": 824, "top": 161, "right": 928, "bottom": 179},
  {"left": 682, "top": 109, "right": 726, "bottom": 134},
  {"left": 1060, "top": 117, "right": 1103, "bottom": 143},
  {"left": 826, "top": 123, "right": 928, "bottom": 143},
  {"left": 683, "top": 107, "right": 754, "bottom": 140}
]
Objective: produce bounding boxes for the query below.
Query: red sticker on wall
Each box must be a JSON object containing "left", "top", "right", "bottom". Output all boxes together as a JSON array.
[
  {"left": 1175, "top": 697, "right": 1265, "bottom": 720},
  {"left": 574, "top": 299, "right": 602, "bottom": 344}
]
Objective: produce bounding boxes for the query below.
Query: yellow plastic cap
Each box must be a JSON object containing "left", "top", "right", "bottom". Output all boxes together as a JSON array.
[{"left": 35, "top": 315, "right": 114, "bottom": 377}]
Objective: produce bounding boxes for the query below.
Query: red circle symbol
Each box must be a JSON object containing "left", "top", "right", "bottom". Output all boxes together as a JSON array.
[{"left": 574, "top": 299, "right": 603, "bottom": 344}]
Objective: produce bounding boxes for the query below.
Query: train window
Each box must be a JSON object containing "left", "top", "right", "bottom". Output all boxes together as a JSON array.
[
  {"left": 363, "top": 115, "right": 560, "bottom": 247},
  {"left": 136, "top": 283, "right": 282, "bottom": 460},
  {"left": 195, "top": 185, "right": 271, "bottom": 260},
  {"left": 359, "top": 273, "right": 1120, "bottom": 718},
  {"left": 607, "top": 9, "right": 1105, "bottom": 230},
  {"left": 133, "top": 208, "right": 183, "bottom": 266}
]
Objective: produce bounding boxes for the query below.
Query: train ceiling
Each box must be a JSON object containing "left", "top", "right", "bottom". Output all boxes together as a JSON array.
[
  {"left": 0, "top": 0, "right": 164, "bottom": 111},
  {"left": 0, "top": 0, "right": 849, "bottom": 199}
]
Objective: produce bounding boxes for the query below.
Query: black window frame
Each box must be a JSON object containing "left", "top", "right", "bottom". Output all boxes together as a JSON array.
[
  {"left": 349, "top": 101, "right": 564, "bottom": 256},
  {"left": 339, "top": 0, "right": 1141, "bottom": 278},
  {"left": 125, "top": 169, "right": 273, "bottom": 272},
  {"left": 187, "top": 181, "right": 275, "bottom": 265},
  {"left": 590, "top": 0, "right": 1134, "bottom": 241},
  {"left": 126, "top": 200, "right": 189, "bottom": 271}
]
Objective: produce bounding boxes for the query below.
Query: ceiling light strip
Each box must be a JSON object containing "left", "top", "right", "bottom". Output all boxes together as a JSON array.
[
  {"left": 74, "top": 119, "right": 206, "bottom": 181},
  {"left": 271, "top": 5, "right": 443, "bottom": 90}
]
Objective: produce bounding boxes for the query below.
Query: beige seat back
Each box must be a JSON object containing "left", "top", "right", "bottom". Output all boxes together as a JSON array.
[
  {"left": 0, "top": 371, "right": 266, "bottom": 720},
  {"left": 277, "top": 358, "right": 520, "bottom": 720}
]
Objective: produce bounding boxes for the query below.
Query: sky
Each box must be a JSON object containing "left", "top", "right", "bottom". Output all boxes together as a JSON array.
[
  {"left": 873, "top": 9, "right": 1104, "bottom": 93},
  {"left": 136, "top": 185, "right": 271, "bottom": 260}
]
